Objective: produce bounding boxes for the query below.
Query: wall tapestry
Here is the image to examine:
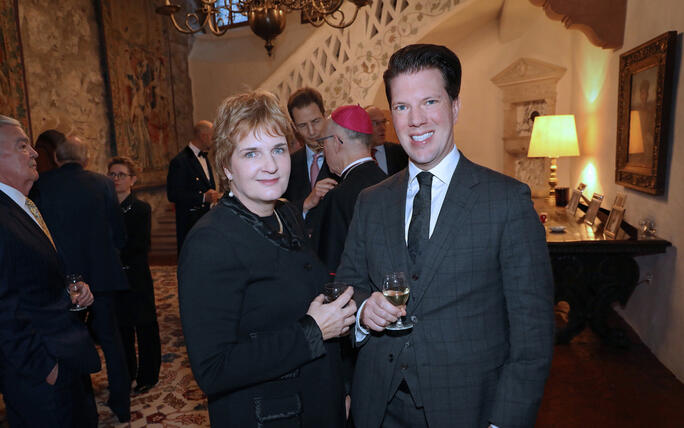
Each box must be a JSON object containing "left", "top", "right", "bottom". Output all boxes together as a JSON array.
[
  {"left": 98, "top": 0, "right": 178, "bottom": 187},
  {"left": 0, "top": 0, "right": 31, "bottom": 138}
]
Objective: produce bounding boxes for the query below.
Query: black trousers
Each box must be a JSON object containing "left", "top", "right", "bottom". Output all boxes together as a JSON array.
[
  {"left": 380, "top": 382, "right": 429, "bottom": 428},
  {"left": 1, "top": 367, "right": 97, "bottom": 428},
  {"left": 120, "top": 321, "right": 162, "bottom": 386},
  {"left": 89, "top": 292, "right": 130, "bottom": 416}
]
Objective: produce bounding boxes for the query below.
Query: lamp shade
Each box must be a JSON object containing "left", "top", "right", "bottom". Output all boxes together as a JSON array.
[{"left": 528, "top": 115, "right": 580, "bottom": 158}]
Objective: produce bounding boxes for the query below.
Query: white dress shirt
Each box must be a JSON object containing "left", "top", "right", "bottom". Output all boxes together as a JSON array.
[
  {"left": 372, "top": 144, "right": 389, "bottom": 174},
  {"left": 305, "top": 145, "right": 325, "bottom": 182},
  {"left": 0, "top": 181, "right": 41, "bottom": 227},
  {"left": 188, "top": 142, "right": 211, "bottom": 182}
]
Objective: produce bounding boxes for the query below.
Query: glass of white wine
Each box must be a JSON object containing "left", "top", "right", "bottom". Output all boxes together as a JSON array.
[
  {"left": 66, "top": 274, "right": 87, "bottom": 312},
  {"left": 382, "top": 272, "right": 412, "bottom": 330}
]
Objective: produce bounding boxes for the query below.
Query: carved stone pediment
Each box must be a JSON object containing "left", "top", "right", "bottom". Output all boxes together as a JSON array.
[{"left": 491, "top": 58, "right": 567, "bottom": 88}]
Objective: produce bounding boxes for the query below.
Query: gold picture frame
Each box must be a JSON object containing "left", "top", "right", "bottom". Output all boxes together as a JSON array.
[
  {"left": 615, "top": 31, "right": 677, "bottom": 195},
  {"left": 584, "top": 193, "right": 604, "bottom": 226},
  {"left": 604, "top": 206, "right": 625, "bottom": 239}
]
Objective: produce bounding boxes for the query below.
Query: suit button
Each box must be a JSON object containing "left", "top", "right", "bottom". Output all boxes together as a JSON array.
[
  {"left": 404, "top": 341, "right": 410, "bottom": 348},
  {"left": 401, "top": 363, "right": 408, "bottom": 370},
  {"left": 304, "top": 263, "right": 312, "bottom": 271},
  {"left": 410, "top": 315, "right": 418, "bottom": 324},
  {"left": 388, "top": 354, "right": 394, "bottom": 362},
  {"left": 411, "top": 274, "right": 419, "bottom": 281}
]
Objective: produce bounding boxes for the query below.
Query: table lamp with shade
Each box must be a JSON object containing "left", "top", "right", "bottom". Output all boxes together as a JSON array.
[{"left": 528, "top": 114, "right": 581, "bottom": 203}]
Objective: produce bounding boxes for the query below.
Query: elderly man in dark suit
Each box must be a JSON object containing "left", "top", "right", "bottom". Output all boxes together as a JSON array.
[
  {"left": 31, "top": 136, "right": 132, "bottom": 422},
  {"left": 0, "top": 115, "right": 101, "bottom": 427},
  {"left": 284, "top": 88, "right": 338, "bottom": 231},
  {"left": 314, "top": 105, "right": 386, "bottom": 273},
  {"left": 167, "top": 120, "right": 220, "bottom": 252},
  {"left": 337, "top": 44, "right": 554, "bottom": 428},
  {"left": 366, "top": 106, "right": 408, "bottom": 176}
]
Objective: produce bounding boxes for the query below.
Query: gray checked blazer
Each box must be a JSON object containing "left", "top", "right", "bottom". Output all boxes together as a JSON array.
[{"left": 337, "top": 152, "right": 554, "bottom": 428}]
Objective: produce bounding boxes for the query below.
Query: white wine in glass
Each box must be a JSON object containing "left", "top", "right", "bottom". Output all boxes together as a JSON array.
[{"left": 382, "top": 272, "right": 413, "bottom": 330}]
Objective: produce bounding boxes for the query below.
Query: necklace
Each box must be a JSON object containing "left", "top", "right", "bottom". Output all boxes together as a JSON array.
[{"left": 273, "top": 210, "right": 284, "bottom": 234}]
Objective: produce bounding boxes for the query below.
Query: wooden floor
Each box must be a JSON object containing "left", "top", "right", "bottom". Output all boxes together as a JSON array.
[{"left": 536, "top": 313, "right": 684, "bottom": 427}]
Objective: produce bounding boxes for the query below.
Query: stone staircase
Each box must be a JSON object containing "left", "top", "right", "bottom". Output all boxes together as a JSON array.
[{"left": 258, "top": 0, "right": 469, "bottom": 109}]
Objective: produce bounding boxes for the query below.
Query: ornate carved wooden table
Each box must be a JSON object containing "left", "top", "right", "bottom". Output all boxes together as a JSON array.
[{"left": 533, "top": 198, "right": 671, "bottom": 347}]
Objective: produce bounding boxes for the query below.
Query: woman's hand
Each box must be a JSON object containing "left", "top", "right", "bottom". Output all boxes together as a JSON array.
[{"left": 306, "top": 286, "right": 357, "bottom": 340}]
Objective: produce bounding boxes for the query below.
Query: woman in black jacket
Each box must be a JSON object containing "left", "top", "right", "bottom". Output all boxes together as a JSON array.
[
  {"left": 108, "top": 156, "right": 161, "bottom": 394},
  {"left": 178, "top": 90, "right": 356, "bottom": 427}
]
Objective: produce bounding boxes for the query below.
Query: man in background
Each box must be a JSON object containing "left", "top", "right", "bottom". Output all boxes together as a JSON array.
[
  {"left": 31, "top": 136, "right": 132, "bottom": 423},
  {"left": 314, "top": 105, "right": 386, "bottom": 273},
  {"left": 0, "top": 115, "right": 100, "bottom": 427},
  {"left": 284, "top": 87, "right": 338, "bottom": 232},
  {"left": 366, "top": 106, "right": 408, "bottom": 175},
  {"left": 167, "top": 120, "right": 220, "bottom": 252}
]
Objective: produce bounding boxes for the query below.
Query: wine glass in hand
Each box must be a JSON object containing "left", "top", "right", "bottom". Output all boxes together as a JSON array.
[
  {"left": 323, "top": 282, "right": 347, "bottom": 303},
  {"left": 66, "top": 274, "right": 87, "bottom": 312},
  {"left": 382, "top": 272, "right": 412, "bottom": 330}
]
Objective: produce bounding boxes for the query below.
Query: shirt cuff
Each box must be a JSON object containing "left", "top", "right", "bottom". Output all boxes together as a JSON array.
[{"left": 355, "top": 299, "right": 370, "bottom": 342}]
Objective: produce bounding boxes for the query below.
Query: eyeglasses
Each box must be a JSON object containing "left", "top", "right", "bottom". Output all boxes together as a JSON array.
[
  {"left": 372, "top": 119, "right": 388, "bottom": 126},
  {"left": 108, "top": 172, "right": 133, "bottom": 180},
  {"left": 315, "top": 135, "right": 344, "bottom": 145}
]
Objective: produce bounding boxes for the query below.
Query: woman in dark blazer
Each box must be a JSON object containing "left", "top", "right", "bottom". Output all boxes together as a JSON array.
[
  {"left": 178, "top": 90, "right": 356, "bottom": 427},
  {"left": 108, "top": 156, "right": 162, "bottom": 394}
]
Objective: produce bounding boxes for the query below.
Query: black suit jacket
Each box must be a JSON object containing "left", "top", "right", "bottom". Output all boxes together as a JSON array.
[
  {"left": 31, "top": 163, "right": 128, "bottom": 293},
  {"left": 166, "top": 146, "right": 216, "bottom": 250},
  {"left": 313, "top": 160, "right": 387, "bottom": 273},
  {"left": 178, "top": 197, "right": 346, "bottom": 427},
  {"left": 283, "top": 146, "right": 336, "bottom": 212},
  {"left": 0, "top": 190, "right": 101, "bottom": 383},
  {"left": 337, "top": 153, "right": 554, "bottom": 428},
  {"left": 381, "top": 142, "right": 409, "bottom": 176},
  {"left": 117, "top": 194, "right": 156, "bottom": 326}
]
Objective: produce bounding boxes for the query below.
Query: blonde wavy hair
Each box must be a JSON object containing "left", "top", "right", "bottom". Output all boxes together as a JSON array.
[{"left": 213, "top": 90, "right": 292, "bottom": 190}]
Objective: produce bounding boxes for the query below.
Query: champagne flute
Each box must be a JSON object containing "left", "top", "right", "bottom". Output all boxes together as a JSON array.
[
  {"left": 382, "top": 272, "right": 413, "bottom": 330},
  {"left": 66, "top": 274, "right": 87, "bottom": 312}
]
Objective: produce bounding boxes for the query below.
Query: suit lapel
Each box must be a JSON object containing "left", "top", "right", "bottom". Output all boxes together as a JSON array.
[
  {"left": 381, "top": 171, "right": 410, "bottom": 276},
  {"left": 0, "top": 191, "right": 58, "bottom": 255},
  {"left": 408, "top": 154, "right": 480, "bottom": 312}
]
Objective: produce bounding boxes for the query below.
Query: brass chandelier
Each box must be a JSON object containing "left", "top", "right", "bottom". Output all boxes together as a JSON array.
[{"left": 156, "top": 0, "right": 370, "bottom": 56}]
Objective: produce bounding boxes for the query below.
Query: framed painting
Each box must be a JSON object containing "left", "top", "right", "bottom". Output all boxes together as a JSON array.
[
  {"left": 0, "top": 0, "right": 32, "bottom": 138},
  {"left": 97, "top": 0, "right": 179, "bottom": 187},
  {"left": 615, "top": 31, "right": 677, "bottom": 195}
]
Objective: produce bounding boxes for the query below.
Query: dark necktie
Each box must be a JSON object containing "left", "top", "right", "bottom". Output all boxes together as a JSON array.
[{"left": 407, "top": 171, "right": 433, "bottom": 264}]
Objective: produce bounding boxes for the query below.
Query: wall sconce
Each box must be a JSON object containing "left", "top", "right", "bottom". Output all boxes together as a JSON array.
[{"left": 528, "top": 114, "right": 581, "bottom": 199}]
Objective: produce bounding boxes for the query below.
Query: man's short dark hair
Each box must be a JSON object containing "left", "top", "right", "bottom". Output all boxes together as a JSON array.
[
  {"left": 287, "top": 87, "right": 325, "bottom": 120},
  {"left": 383, "top": 44, "right": 462, "bottom": 105}
]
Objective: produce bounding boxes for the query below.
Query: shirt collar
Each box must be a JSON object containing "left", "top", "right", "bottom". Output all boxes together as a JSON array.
[
  {"left": 305, "top": 145, "right": 324, "bottom": 163},
  {"left": 188, "top": 142, "right": 201, "bottom": 156},
  {"left": 407, "top": 145, "right": 460, "bottom": 186},
  {"left": 341, "top": 157, "right": 374, "bottom": 177},
  {"left": 0, "top": 181, "right": 27, "bottom": 207}
]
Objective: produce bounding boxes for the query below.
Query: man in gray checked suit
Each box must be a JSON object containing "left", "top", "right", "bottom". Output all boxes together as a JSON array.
[{"left": 337, "top": 44, "right": 554, "bottom": 428}]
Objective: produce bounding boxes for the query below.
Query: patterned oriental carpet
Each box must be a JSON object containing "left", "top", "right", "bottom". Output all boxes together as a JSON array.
[{"left": 0, "top": 265, "right": 210, "bottom": 428}]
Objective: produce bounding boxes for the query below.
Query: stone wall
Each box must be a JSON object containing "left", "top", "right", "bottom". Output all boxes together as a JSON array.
[{"left": 16, "top": 0, "right": 194, "bottom": 237}]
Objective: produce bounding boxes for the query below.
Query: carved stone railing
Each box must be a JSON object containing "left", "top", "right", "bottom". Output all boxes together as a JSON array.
[{"left": 258, "top": 0, "right": 468, "bottom": 110}]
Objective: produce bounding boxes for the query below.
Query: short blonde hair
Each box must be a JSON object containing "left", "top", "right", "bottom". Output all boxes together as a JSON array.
[
  {"left": 213, "top": 90, "right": 292, "bottom": 189},
  {"left": 108, "top": 156, "right": 139, "bottom": 176}
]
